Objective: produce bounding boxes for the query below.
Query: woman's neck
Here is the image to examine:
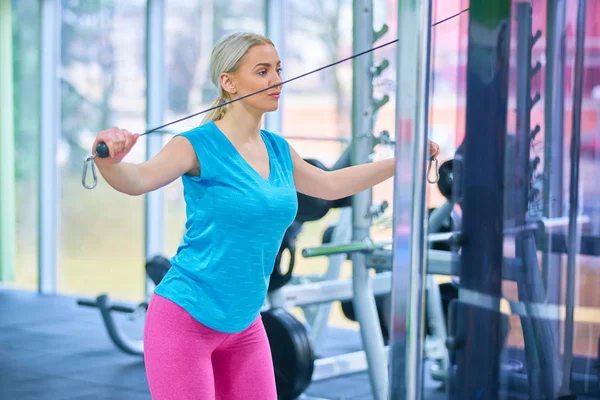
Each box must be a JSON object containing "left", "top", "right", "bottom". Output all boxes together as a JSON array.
[{"left": 215, "top": 104, "right": 263, "bottom": 143}]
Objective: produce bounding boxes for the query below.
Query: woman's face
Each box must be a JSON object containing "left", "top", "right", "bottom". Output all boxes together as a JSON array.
[{"left": 224, "top": 44, "right": 283, "bottom": 113}]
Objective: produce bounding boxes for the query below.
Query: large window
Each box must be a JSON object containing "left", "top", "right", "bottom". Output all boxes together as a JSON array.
[
  {"left": 12, "top": 0, "right": 41, "bottom": 290},
  {"left": 58, "top": 0, "right": 147, "bottom": 301}
]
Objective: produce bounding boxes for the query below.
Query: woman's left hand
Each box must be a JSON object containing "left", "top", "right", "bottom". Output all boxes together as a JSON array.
[{"left": 429, "top": 140, "right": 440, "bottom": 159}]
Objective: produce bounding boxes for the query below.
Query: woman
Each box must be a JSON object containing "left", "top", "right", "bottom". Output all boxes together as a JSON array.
[{"left": 92, "top": 32, "right": 439, "bottom": 400}]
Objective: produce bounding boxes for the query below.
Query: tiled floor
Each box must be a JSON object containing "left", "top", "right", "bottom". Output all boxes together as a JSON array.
[
  {"left": 3, "top": 288, "right": 598, "bottom": 399},
  {"left": 0, "top": 289, "right": 448, "bottom": 400}
]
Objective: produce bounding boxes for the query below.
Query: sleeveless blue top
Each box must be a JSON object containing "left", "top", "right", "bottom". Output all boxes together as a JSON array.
[{"left": 154, "top": 121, "right": 298, "bottom": 333}]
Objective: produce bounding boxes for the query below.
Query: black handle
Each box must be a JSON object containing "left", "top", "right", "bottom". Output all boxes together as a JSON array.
[
  {"left": 77, "top": 297, "right": 138, "bottom": 314},
  {"left": 96, "top": 142, "right": 110, "bottom": 158}
]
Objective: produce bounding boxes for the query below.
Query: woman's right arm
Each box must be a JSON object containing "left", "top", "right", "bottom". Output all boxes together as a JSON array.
[{"left": 93, "top": 127, "right": 198, "bottom": 196}]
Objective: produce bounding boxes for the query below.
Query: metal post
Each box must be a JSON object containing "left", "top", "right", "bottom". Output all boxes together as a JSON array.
[
  {"left": 448, "top": 1, "right": 512, "bottom": 398},
  {"left": 560, "top": 0, "right": 587, "bottom": 395},
  {"left": 0, "top": 0, "right": 16, "bottom": 283},
  {"left": 514, "top": 7, "right": 542, "bottom": 398},
  {"left": 389, "top": 0, "right": 432, "bottom": 398},
  {"left": 514, "top": 2, "right": 535, "bottom": 229},
  {"left": 144, "top": 0, "right": 166, "bottom": 296},
  {"left": 265, "top": 0, "right": 284, "bottom": 134},
  {"left": 39, "top": 0, "right": 61, "bottom": 294},
  {"left": 350, "top": 1, "right": 388, "bottom": 399},
  {"left": 542, "top": 0, "right": 566, "bottom": 305},
  {"left": 513, "top": 4, "right": 561, "bottom": 398}
]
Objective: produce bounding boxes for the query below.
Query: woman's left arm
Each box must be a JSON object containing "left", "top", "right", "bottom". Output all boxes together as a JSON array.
[{"left": 290, "top": 141, "right": 439, "bottom": 201}]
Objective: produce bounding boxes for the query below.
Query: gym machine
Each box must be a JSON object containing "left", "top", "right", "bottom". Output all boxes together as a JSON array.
[
  {"left": 442, "top": 1, "right": 600, "bottom": 398},
  {"left": 384, "top": 0, "right": 600, "bottom": 399},
  {"left": 303, "top": 1, "right": 600, "bottom": 398}
]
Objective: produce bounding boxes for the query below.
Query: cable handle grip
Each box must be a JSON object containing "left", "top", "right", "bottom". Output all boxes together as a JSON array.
[{"left": 95, "top": 142, "right": 110, "bottom": 158}]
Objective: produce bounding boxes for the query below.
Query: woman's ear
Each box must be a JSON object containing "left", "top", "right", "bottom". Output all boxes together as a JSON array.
[{"left": 219, "top": 72, "right": 237, "bottom": 96}]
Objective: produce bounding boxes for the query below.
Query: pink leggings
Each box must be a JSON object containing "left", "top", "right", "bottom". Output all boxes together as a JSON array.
[{"left": 143, "top": 294, "right": 277, "bottom": 400}]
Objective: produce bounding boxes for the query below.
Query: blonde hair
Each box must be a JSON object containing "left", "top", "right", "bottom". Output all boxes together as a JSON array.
[{"left": 201, "top": 32, "right": 274, "bottom": 124}]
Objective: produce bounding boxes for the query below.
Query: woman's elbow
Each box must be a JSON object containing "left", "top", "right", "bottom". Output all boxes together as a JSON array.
[
  {"left": 323, "top": 177, "right": 342, "bottom": 201},
  {"left": 125, "top": 188, "right": 145, "bottom": 197}
]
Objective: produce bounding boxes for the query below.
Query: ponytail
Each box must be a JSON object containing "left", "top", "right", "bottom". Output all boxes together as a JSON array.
[{"left": 201, "top": 95, "right": 228, "bottom": 124}]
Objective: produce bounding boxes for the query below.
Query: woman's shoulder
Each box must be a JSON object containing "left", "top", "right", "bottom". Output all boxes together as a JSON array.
[
  {"left": 178, "top": 121, "right": 218, "bottom": 140},
  {"left": 261, "top": 129, "right": 289, "bottom": 150}
]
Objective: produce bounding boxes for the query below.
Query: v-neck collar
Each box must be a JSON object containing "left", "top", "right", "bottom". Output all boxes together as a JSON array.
[{"left": 211, "top": 121, "right": 273, "bottom": 182}]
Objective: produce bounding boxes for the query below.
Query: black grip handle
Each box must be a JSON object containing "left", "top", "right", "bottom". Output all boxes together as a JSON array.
[
  {"left": 77, "top": 298, "right": 137, "bottom": 313},
  {"left": 96, "top": 142, "right": 110, "bottom": 158},
  {"left": 77, "top": 299, "right": 98, "bottom": 308}
]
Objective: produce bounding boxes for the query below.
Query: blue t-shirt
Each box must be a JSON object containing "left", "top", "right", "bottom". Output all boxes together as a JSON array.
[{"left": 154, "top": 121, "right": 298, "bottom": 333}]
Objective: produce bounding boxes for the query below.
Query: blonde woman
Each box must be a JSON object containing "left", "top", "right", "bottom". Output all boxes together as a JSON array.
[{"left": 91, "top": 32, "right": 440, "bottom": 400}]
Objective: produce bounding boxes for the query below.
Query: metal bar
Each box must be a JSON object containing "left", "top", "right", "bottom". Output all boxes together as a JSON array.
[
  {"left": 265, "top": 0, "right": 284, "bottom": 133},
  {"left": 428, "top": 200, "right": 454, "bottom": 233},
  {"left": 302, "top": 240, "right": 391, "bottom": 258},
  {"left": 517, "top": 229, "right": 562, "bottom": 398},
  {"left": 306, "top": 207, "right": 352, "bottom": 352},
  {"left": 312, "top": 346, "right": 389, "bottom": 382},
  {"left": 389, "top": 0, "right": 432, "bottom": 398},
  {"left": 39, "top": 0, "right": 61, "bottom": 294},
  {"left": 94, "top": 294, "right": 144, "bottom": 355},
  {"left": 332, "top": 144, "right": 352, "bottom": 170},
  {"left": 0, "top": 0, "right": 16, "bottom": 283},
  {"left": 541, "top": 215, "right": 589, "bottom": 229},
  {"left": 144, "top": 0, "right": 166, "bottom": 296},
  {"left": 450, "top": 1, "right": 512, "bottom": 398},
  {"left": 514, "top": 5, "right": 544, "bottom": 398},
  {"left": 514, "top": 2, "right": 534, "bottom": 227},
  {"left": 271, "top": 271, "right": 392, "bottom": 309},
  {"left": 283, "top": 135, "right": 351, "bottom": 143},
  {"left": 350, "top": 1, "right": 388, "bottom": 399},
  {"left": 536, "top": 233, "right": 600, "bottom": 256},
  {"left": 561, "top": 0, "right": 587, "bottom": 394},
  {"left": 542, "top": 0, "right": 566, "bottom": 305},
  {"left": 302, "top": 215, "right": 591, "bottom": 259},
  {"left": 366, "top": 248, "right": 525, "bottom": 281}
]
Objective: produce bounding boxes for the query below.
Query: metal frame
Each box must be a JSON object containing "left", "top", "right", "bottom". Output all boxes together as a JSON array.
[
  {"left": 561, "top": 0, "right": 588, "bottom": 394},
  {"left": 303, "top": 207, "right": 353, "bottom": 352},
  {"left": 0, "top": 0, "right": 16, "bottom": 282},
  {"left": 351, "top": 1, "right": 389, "bottom": 399},
  {"left": 266, "top": 271, "right": 392, "bottom": 309},
  {"left": 513, "top": 4, "right": 561, "bottom": 398},
  {"left": 144, "top": 0, "right": 167, "bottom": 296},
  {"left": 39, "top": 0, "right": 61, "bottom": 294},
  {"left": 389, "top": 0, "right": 432, "bottom": 398},
  {"left": 446, "top": 0, "right": 512, "bottom": 398},
  {"left": 542, "top": 0, "right": 566, "bottom": 306}
]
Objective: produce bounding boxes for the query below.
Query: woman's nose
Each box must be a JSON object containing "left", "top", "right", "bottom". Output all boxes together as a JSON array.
[{"left": 271, "top": 72, "right": 283, "bottom": 86}]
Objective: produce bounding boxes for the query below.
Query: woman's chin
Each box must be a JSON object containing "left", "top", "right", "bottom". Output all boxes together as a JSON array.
[{"left": 263, "top": 104, "right": 279, "bottom": 113}]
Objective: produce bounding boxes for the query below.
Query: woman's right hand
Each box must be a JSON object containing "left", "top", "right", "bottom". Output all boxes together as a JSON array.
[{"left": 92, "top": 127, "right": 140, "bottom": 166}]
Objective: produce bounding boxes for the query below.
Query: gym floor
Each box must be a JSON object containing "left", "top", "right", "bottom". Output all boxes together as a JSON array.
[{"left": 0, "top": 288, "right": 446, "bottom": 400}]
